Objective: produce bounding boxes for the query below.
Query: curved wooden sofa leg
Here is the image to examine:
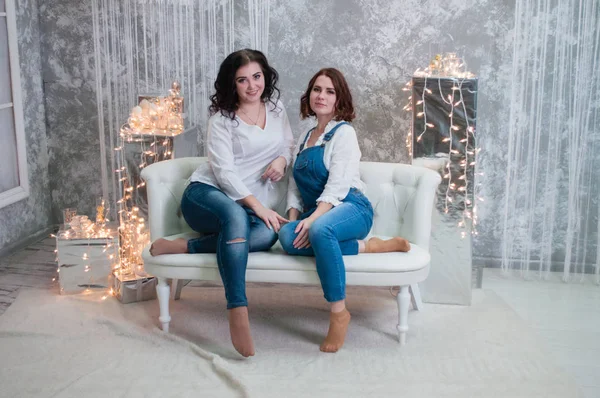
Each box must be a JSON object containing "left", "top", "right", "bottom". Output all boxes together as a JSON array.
[
  {"left": 157, "top": 277, "right": 171, "bottom": 332},
  {"left": 396, "top": 285, "right": 411, "bottom": 345}
]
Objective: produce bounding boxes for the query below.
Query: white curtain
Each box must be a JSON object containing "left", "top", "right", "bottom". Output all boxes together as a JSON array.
[
  {"left": 502, "top": 0, "right": 600, "bottom": 283},
  {"left": 91, "top": 0, "right": 270, "bottom": 209}
]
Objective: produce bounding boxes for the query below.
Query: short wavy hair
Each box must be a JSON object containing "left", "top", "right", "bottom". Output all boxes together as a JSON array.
[
  {"left": 209, "top": 49, "right": 280, "bottom": 119},
  {"left": 300, "top": 68, "right": 355, "bottom": 122}
]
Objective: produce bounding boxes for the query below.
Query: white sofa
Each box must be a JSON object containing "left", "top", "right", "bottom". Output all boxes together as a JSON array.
[{"left": 141, "top": 157, "right": 441, "bottom": 345}]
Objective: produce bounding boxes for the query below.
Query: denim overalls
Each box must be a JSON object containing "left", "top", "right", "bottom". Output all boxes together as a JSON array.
[{"left": 278, "top": 121, "right": 374, "bottom": 302}]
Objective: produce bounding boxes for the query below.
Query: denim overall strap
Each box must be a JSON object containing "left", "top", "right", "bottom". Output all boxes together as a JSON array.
[
  {"left": 321, "top": 121, "right": 348, "bottom": 145},
  {"left": 293, "top": 121, "right": 348, "bottom": 214}
]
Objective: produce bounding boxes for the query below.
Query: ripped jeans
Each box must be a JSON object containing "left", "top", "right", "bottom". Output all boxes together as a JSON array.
[{"left": 181, "top": 182, "right": 278, "bottom": 309}]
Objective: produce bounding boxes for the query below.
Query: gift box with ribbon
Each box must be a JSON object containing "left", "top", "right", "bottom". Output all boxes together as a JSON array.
[{"left": 112, "top": 272, "right": 157, "bottom": 304}]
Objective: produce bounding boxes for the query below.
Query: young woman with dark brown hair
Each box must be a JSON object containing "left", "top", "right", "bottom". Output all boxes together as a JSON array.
[
  {"left": 150, "top": 49, "right": 294, "bottom": 357},
  {"left": 279, "top": 68, "right": 410, "bottom": 353}
]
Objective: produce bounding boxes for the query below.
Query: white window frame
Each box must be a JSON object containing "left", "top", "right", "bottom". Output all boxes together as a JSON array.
[{"left": 0, "top": 0, "right": 29, "bottom": 208}]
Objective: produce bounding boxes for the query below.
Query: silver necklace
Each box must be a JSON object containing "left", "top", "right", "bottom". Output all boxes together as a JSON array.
[{"left": 238, "top": 103, "right": 263, "bottom": 125}]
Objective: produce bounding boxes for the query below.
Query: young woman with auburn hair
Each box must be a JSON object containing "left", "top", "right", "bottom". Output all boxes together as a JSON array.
[{"left": 279, "top": 68, "right": 410, "bottom": 353}]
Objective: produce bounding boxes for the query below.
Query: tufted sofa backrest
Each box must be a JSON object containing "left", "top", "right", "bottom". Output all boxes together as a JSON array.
[{"left": 141, "top": 157, "right": 440, "bottom": 250}]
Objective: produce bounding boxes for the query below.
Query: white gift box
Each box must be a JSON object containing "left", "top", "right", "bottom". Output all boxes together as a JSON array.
[
  {"left": 56, "top": 226, "right": 119, "bottom": 294},
  {"left": 112, "top": 272, "right": 157, "bottom": 304}
]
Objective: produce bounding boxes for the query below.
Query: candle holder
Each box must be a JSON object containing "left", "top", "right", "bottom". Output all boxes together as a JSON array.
[{"left": 62, "top": 208, "right": 77, "bottom": 229}]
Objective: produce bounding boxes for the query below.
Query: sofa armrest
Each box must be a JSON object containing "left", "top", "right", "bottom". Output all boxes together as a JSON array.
[
  {"left": 360, "top": 162, "right": 441, "bottom": 251},
  {"left": 140, "top": 157, "right": 208, "bottom": 241},
  {"left": 398, "top": 166, "right": 441, "bottom": 251}
]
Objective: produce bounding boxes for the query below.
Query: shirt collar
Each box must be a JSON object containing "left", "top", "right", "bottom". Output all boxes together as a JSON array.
[{"left": 312, "top": 119, "right": 342, "bottom": 133}]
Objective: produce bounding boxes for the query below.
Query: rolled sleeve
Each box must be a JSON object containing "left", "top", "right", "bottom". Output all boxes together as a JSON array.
[
  {"left": 207, "top": 116, "right": 252, "bottom": 200},
  {"left": 315, "top": 195, "right": 343, "bottom": 207}
]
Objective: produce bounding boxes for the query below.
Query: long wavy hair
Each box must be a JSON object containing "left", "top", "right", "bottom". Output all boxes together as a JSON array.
[{"left": 209, "top": 49, "right": 281, "bottom": 119}]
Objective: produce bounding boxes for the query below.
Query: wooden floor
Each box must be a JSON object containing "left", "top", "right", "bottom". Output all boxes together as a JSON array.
[{"left": 0, "top": 237, "right": 57, "bottom": 316}]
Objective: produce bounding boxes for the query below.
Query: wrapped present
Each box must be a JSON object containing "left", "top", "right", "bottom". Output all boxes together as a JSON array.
[
  {"left": 112, "top": 272, "right": 157, "bottom": 304},
  {"left": 56, "top": 224, "right": 118, "bottom": 295}
]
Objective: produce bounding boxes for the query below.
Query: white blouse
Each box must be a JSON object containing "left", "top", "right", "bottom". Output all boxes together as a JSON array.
[
  {"left": 190, "top": 100, "right": 295, "bottom": 210},
  {"left": 287, "top": 120, "right": 366, "bottom": 213}
]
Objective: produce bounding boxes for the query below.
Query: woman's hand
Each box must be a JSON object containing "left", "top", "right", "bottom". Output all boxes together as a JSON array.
[
  {"left": 293, "top": 217, "right": 315, "bottom": 249},
  {"left": 254, "top": 205, "right": 289, "bottom": 232},
  {"left": 262, "top": 156, "right": 287, "bottom": 182},
  {"left": 291, "top": 202, "right": 332, "bottom": 249}
]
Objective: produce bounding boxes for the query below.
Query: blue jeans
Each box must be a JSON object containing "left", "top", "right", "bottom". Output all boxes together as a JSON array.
[
  {"left": 181, "top": 182, "right": 278, "bottom": 309},
  {"left": 278, "top": 190, "right": 373, "bottom": 302}
]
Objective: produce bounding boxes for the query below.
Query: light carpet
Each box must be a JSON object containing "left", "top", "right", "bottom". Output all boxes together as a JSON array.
[{"left": 0, "top": 284, "right": 582, "bottom": 398}]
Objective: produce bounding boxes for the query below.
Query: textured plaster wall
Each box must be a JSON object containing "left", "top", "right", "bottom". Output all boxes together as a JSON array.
[
  {"left": 4, "top": 0, "right": 517, "bottom": 268},
  {"left": 265, "top": 0, "right": 515, "bottom": 262},
  {"left": 38, "top": 0, "right": 102, "bottom": 222}
]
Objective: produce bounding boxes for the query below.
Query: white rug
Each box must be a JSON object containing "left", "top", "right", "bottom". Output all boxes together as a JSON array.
[{"left": 0, "top": 284, "right": 583, "bottom": 398}]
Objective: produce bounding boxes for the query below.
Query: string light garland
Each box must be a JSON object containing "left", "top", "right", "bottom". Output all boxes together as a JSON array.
[
  {"left": 56, "top": 0, "right": 275, "bottom": 297},
  {"left": 406, "top": 54, "right": 482, "bottom": 238},
  {"left": 52, "top": 220, "right": 119, "bottom": 294},
  {"left": 54, "top": 81, "right": 185, "bottom": 295},
  {"left": 115, "top": 81, "right": 184, "bottom": 277}
]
